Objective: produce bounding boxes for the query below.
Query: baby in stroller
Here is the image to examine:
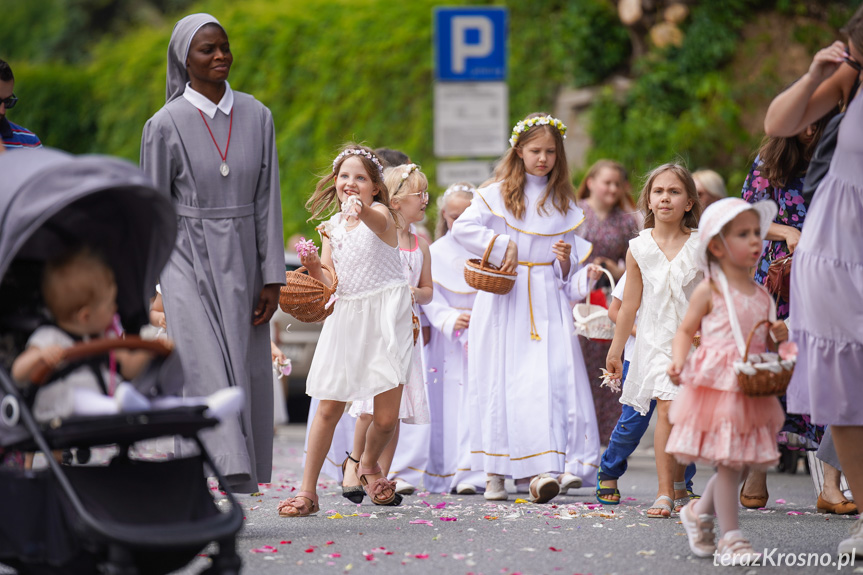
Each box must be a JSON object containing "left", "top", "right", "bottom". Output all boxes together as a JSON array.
[{"left": 12, "top": 246, "right": 243, "bottom": 426}]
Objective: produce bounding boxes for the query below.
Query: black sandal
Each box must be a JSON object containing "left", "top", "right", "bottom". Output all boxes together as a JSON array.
[{"left": 341, "top": 452, "right": 365, "bottom": 504}]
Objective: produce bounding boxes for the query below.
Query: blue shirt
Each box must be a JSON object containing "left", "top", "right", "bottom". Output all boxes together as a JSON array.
[{"left": 0, "top": 118, "right": 42, "bottom": 150}]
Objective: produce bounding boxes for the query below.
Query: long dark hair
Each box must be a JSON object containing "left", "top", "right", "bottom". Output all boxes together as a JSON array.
[{"left": 755, "top": 108, "right": 838, "bottom": 188}]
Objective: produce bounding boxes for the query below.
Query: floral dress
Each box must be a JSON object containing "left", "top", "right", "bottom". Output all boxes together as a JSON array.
[
  {"left": 740, "top": 156, "right": 822, "bottom": 449},
  {"left": 575, "top": 201, "right": 639, "bottom": 444}
]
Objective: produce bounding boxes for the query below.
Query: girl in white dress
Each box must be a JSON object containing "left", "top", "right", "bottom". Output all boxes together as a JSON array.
[
  {"left": 346, "top": 164, "right": 433, "bottom": 496},
  {"left": 422, "top": 183, "right": 485, "bottom": 494},
  {"left": 605, "top": 163, "right": 703, "bottom": 518},
  {"left": 452, "top": 113, "right": 602, "bottom": 503},
  {"left": 278, "top": 145, "right": 413, "bottom": 516}
]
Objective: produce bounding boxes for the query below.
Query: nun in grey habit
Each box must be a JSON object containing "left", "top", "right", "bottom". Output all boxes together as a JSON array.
[{"left": 140, "top": 13, "right": 285, "bottom": 493}]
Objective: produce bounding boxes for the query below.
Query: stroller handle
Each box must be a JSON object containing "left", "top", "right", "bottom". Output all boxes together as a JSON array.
[{"left": 30, "top": 336, "right": 174, "bottom": 386}]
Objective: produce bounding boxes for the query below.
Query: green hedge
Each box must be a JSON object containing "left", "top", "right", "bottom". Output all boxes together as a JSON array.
[{"left": 8, "top": 0, "right": 628, "bottom": 240}]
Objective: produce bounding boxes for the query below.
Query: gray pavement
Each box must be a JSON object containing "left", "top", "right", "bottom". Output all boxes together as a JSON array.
[
  {"left": 2, "top": 424, "right": 859, "bottom": 575},
  {"left": 176, "top": 424, "right": 861, "bottom": 575}
]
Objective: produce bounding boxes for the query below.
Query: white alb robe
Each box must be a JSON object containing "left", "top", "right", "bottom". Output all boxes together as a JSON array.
[{"left": 451, "top": 175, "right": 600, "bottom": 481}]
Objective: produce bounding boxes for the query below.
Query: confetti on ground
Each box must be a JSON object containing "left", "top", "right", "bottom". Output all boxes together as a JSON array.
[
  {"left": 514, "top": 499, "right": 530, "bottom": 504},
  {"left": 637, "top": 550, "right": 656, "bottom": 556},
  {"left": 440, "top": 517, "right": 458, "bottom": 521},
  {"left": 549, "top": 547, "right": 562, "bottom": 552},
  {"left": 787, "top": 511, "right": 803, "bottom": 515},
  {"left": 775, "top": 498, "right": 786, "bottom": 504},
  {"left": 410, "top": 519, "right": 435, "bottom": 526}
]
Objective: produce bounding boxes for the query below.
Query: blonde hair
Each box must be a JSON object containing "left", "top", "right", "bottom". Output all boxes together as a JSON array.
[
  {"left": 575, "top": 159, "right": 628, "bottom": 211},
  {"left": 306, "top": 143, "right": 394, "bottom": 222},
  {"left": 435, "top": 181, "right": 475, "bottom": 239},
  {"left": 385, "top": 164, "right": 428, "bottom": 203},
  {"left": 692, "top": 169, "right": 727, "bottom": 201},
  {"left": 493, "top": 112, "right": 574, "bottom": 220},
  {"left": 42, "top": 248, "right": 115, "bottom": 323},
  {"left": 637, "top": 163, "right": 701, "bottom": 231}
]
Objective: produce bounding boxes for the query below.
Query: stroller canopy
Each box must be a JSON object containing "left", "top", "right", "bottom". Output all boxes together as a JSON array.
[{"left": 0, "top": 148, "right": 177, "bottom": 333}]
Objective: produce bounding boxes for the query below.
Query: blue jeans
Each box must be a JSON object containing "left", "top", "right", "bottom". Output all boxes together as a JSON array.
[{"left": 598, "top": 361, "right": 696, "bottom": 491}]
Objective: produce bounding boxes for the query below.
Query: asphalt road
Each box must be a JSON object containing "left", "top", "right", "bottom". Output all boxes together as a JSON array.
[
  {"left": 175, "top": 425, "right": 862, "bottom": 575},
  {"left": 2, "top": 424, "right": 859, "bottom": 575}
]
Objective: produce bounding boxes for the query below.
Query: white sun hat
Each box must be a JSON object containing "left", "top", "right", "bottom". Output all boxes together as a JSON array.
[{"left": 695, "top": 197, "right": 777, "bottom": 272}]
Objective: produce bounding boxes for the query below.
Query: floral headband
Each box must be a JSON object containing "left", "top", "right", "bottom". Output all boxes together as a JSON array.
[
  {"left": 509, "top": 115, "right": 567, "bottom": 148},
  {"left": 395, "top": 163, "right": 421, "bottom": 194},
  {"left": 443, "top": 184, "right": 475, "bottom": 197},
  {"left": 332, "top": 148, "right": 384, "bottom": 175}
]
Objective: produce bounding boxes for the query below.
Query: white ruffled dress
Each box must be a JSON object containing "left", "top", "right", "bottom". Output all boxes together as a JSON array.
[
  {"left": 349, "top": 234, "right": 430, "bottom": 423},
  {"left": 305, "top": 211, "right": 414, "bottom": 402},
  {"left": 619, "top": 229, "right": 702, "bottom": 414}
]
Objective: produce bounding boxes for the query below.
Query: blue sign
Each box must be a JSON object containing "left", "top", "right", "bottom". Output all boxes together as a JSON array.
[{"left": 435, "top": 7, "right": 508, "bottom": 81}]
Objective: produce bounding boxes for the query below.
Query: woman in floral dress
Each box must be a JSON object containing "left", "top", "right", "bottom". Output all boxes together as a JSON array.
[
  {"left": 575, "top": 160, "right": 640, "bottom": 444},
  {"left": 739, "top": 112, "right": 853, "bottom": 513}
]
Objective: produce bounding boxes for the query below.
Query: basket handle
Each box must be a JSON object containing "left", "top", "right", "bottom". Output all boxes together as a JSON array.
[
  {"left": 290, "top": 263, "right": 338, "bottom": 291},
  {"left": 481, "top": 235, "right": 500, "bottom": 268},
  {"left": 597, "top": 266, "right": 616, "bottom": 292},
  {"left": 742, "top": 319, "right": 773, "bottom": 363}
]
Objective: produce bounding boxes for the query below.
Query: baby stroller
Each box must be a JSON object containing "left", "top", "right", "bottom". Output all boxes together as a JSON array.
[{"left": 0, "top": 149, "right": 243, "bottom": 574}]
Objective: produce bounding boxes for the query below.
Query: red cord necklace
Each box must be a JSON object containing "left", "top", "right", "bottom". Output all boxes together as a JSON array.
[{"left": 198, "top": 108, "right": 233, "bottom": 176}]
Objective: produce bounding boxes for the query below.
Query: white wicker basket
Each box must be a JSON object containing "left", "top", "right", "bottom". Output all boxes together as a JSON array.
[{"left": 573, "top": 267, "right": 616, "bottom": 341}]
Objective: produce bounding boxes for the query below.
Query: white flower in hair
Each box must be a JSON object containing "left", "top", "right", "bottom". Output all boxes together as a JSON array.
[
  {"left": 332, "top": 148, "right": 384, "bottom": 174},
  {"left": 509, "top": 115, "right": 567, "bottom": 148}
]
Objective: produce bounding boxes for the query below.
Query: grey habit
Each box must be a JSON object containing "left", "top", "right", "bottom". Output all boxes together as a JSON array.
[{"left": 140, "top": 14, "right": 285, "bottom": 492}]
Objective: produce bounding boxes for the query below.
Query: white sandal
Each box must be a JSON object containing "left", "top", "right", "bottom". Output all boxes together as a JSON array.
[
  {"left": 529, "top": 474, "right": 560, "bottom": 504},
  {"left": 646, "top": 495, "right": 673, "bottom": 518},
  {"left": 484, "top": 474, "right": 508, "bottom": 501},
  {"left": 558, "top": 472, "right": 583, "bottom": 492}
]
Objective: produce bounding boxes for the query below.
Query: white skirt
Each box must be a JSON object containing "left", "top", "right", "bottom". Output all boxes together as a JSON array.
[{"left": 306, "top": 283, "right": 413, "bottom": 402}]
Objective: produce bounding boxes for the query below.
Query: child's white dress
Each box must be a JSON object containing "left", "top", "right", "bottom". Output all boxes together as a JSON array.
[
  {"left": 350, "top": 233, "right": 430, "bottom": 423},
  {"left": 620, "top": 229, "right": 702, "bottom": 414},
  {"left": 305, "top": 212, "right": 413, "bottom": 402}
]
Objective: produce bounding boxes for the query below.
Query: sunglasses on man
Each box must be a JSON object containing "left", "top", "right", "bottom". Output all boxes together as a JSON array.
[{"left": 0, "top": 94, "right": 17, "bottom": 109}]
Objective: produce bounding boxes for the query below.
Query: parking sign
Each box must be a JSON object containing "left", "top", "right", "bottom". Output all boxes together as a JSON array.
[{"left": 435, "top": 7, "right": 508, "bottom": 81}]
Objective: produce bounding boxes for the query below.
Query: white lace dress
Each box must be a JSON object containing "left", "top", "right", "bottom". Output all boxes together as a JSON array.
[
  {"left": 619, "top": 229, "right": 702, "bottom": 414},
  {"left": 349, "top": 234, "right": 430, "bottom": 424},
  {"left": 305, "top": 212, "right": 414, "bottom": 402}
]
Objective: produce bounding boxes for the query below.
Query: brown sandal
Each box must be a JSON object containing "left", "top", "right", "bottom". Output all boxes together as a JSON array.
[
  {"left": 357, "top": 462, "right": 398, "bottom": 506},
  {"left": 277, "top": 491, "right": 320, "bottom": 517}
]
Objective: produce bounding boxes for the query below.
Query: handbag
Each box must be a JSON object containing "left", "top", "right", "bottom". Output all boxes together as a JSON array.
[
  {"left": 802, "top": 76, "right": 860, "bottom": 204},
  {"left": 765, "top": 255, "right": 792, "bottom": 302}
]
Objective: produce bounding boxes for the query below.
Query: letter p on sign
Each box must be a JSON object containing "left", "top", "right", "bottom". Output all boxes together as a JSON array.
[
  {"left": 452, "top": 17, "right": 493, "bottom": 73},
  {"left": 435, "top": 7, "right": 507, "bottom": 81}
]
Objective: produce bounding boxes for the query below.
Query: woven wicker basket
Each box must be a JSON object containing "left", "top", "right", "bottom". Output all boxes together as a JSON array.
[
  {"left": 464, "top": 234, "right": 517, "bottom": 295},
  {"left": 735, "top": 319, "right": 795, "bottom": 397},
  {"left": 279, "top": 264, "right": 338, "bottom": 323},
  {"left": 573, "top": 267, "right": 616, "bottom": 341}
]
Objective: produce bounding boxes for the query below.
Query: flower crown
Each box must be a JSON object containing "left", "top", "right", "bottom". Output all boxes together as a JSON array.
[
  {"left": 443, "top": 183, "right": 475, "bottom": 197},
  {"left": 332, "top": 148, "right": 384, "bottom": 175},
  {"left": 395, "top": 164, "right": 421, "bottom": 194},
  {"left": 509, "top": 115, "right": 567, "bottom": 148}
]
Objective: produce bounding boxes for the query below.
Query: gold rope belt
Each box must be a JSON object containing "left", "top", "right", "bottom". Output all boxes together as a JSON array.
[{"left": 517, "top": 260, "right": 554, "bottom": 341}]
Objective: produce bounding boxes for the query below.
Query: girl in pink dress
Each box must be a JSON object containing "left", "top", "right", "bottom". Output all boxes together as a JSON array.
[{"left": 666, "top": 198, "right": 789, "bottom": 564}]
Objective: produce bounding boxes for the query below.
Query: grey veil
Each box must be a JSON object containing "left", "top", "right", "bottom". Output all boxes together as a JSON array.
[{"left": 165, "top": 13, "right": 224, "bottom": 103}]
